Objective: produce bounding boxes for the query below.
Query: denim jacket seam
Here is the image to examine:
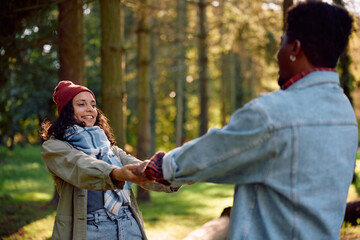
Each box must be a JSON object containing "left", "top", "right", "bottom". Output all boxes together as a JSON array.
[
  {"left": 262, "top": 125, "right": 300, "bottom": 239},
  {"left": 193, "top": 128, "right": 274, "bottom": 176},
  {"left": 290, "top": 126, "right": 299, "bottom": 239},
  {"left": 261, "top": 130, "right": 279, "bottom": 183},
  {"left": 269, "top": 120, "right": 357, "bottom": 130},
  {"left": 286, "top": 80, "right": 339, "bottom": 91},
  {"left": 251, "top": 103, "right": 280, "bottom": 183},
  {"left": 242, "top": 184, "right": 260, "bottom": 239}
]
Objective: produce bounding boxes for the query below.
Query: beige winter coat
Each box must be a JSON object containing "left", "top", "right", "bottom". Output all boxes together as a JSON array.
[{"left": 42, "top": 139, "right": 176, "bottom": 240}]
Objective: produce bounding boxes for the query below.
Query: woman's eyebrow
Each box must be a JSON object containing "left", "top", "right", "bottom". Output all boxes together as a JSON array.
[{"left": 75, "top": 99, "right": 96, "bottom": 102}]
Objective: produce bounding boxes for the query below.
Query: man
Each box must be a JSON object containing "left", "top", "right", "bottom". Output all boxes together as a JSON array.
[{"left": 137, "top": 2, "right": 357, "bottom": 239}]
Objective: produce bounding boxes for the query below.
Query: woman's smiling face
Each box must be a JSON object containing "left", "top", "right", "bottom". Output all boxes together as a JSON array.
[{"left": 72, "top": 91, "right": 98, "bottom": 127}]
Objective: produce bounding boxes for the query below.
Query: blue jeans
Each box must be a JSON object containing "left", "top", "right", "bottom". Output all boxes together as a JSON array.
[{"left": 86, "top": 207, "right": 142, "bottom": 240}]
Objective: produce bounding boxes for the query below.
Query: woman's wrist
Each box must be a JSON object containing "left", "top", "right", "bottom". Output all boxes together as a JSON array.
[{"left": 110, "top": 167, "right": 126, "bottom": 188}]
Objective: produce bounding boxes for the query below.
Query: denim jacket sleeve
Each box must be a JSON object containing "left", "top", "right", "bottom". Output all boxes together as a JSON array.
[
  {"left": 42, "top": 139, "right": 119, "bottom": 190},
  {"left": 162, "top": 101, "right": 277, "bottom": 186}
]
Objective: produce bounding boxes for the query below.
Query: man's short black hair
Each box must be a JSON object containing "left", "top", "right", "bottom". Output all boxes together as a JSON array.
[{"left": 286, "top": 1, "right": 353, "bottom": 68}]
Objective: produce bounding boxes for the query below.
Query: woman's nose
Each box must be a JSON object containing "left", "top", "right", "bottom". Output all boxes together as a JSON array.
[{"left": 86, "top": 104, "right": 94, "bottom": 112}]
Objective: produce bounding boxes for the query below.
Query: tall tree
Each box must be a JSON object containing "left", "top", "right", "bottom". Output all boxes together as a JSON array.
[
  {"left": 233, "top": 53, "right": 244, "bottom": 109},
  {"left": 198, "top": 0, "right": 209, "bottom": 136},
  {"left": 219, "top": 0, "right": 228, "bottom": 126},
  {"left": 58, "top": 0, "right": 85, "bottom": 85},
  {"left": 136, "top": 0, "right": 151, "bottom": 202},
  {"left": 100, "top": 0, "right": 126, "bottom": 148},
  {"left": 282, "top": 0, "right": 293, "bottom": 31},
  {"left": 149, "top": 13, "right": 158, "bottom": 155},
  {"left": 175, "top": 0, "right": 188, "bottom": 146}
]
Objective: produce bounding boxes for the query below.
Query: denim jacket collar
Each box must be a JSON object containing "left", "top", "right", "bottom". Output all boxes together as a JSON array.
[{"left": 285, "top": 71, "right": 340, "bottom": 91}]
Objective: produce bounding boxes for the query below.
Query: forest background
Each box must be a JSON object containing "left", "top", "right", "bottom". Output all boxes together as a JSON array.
[
  {"left": 1, "top": 0, "right": 360, "bottom": 239},
  {"left": 1, "top": 0, "right": 360, "bottom": 158}
]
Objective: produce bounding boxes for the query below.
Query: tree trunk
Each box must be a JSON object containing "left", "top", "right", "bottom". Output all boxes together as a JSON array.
[
  {"left": 282, "top": 0, "right": 293, "bottom": 31},
  {"left": 53, "top": 0, "right": 85, "bottom": 204},
  {"left": 219, "top": 0, "right": 227, "bottom": 126},
  {"left": 58, "top": 0, "right": 85, "bottom": 85},
  {"left": 234, "top": 53, "right": 245, "bottom": 109},
  {"left": 149, "top": 2, "right": 158, "bottom": 155},
  {"left": 333, "top": 0, "right": 353, "bottom": 105},
  {"left": 100, "top": 0, "right": 126, "bottom": 148},
  {"left": 175, "top": 0, "right": 187, "bottom": 146},
  {"left": 198, "top": 0, "right": 209, "bottom": 136},
  {"left": 229, "top": 52, "right": 237, "bottom": 113},
  {"left": 136, "top": 0, "right": 151, "bottom": 202}
]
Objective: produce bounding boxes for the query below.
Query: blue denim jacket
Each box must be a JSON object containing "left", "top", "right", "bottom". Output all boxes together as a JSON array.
[{"left": 162, "top": 71, "right": 358, "bottom": 240}]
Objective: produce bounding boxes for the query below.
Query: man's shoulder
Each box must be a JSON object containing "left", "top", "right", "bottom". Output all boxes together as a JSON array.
[{"left": 242, "top": 90, "right": 287, "bottom": 114}]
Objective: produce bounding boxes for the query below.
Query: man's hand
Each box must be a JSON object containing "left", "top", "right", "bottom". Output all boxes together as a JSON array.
[
  {"left": 110, "top": 164, "right": 153, "bottom": 185},
  {"left": 132, "top": 160, "right": 149, "bottom": 176}
]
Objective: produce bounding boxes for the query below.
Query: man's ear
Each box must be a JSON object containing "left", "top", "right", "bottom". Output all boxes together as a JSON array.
[{"left": 291, "top": 40, "right": 302, "bottom": 57}]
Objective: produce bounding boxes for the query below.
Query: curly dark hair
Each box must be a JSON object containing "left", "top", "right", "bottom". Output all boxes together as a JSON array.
[
  {"left": 41, "top": 100, "right": 117, "bottom": 145},
  {"left": 286, "top": 1, "right": 353, "bottom": 68}
]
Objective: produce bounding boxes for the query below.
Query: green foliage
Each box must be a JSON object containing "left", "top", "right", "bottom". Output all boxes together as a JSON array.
[
  {"left": 0, "top": 0, "right": 358, "bottom": 153},
  {"left": 337, "top": 51, "right": 355, "bottom": 104},
  {"left": 0, "top": 47, "right": 58, "bottom": 146},
  {"left": 353, "top": 151, "right": 360, "bottom": 195},
  {"left": 0, "top": 2, "right": 59, "bottom": 147}
]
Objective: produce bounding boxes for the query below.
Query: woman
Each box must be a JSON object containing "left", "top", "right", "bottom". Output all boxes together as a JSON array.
[{"left": 41, "top": 80, "right": 177, "bottom": 240}]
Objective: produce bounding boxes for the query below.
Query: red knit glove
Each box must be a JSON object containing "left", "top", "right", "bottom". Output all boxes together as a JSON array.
[{"left": 145, "top": 151, "right": 171, "bottom": 186}]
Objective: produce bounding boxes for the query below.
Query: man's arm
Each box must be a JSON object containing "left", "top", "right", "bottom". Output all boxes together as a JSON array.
[{"left": 153, "top": 104, "right": 276, "bottom": 186}]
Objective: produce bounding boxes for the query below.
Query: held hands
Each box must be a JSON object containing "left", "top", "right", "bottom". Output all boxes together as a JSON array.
[
  {"left": 132, "top": 160, "right": 149, "bottom": 177},
  {"left": 110, "top": 163, "right": 154, "bottom": 186},
  {"left": 133, "top": 151, "right": 172, "bottom": 186},
  {"left": 131, "top": 151, "right": 196, "bottom": 186}
]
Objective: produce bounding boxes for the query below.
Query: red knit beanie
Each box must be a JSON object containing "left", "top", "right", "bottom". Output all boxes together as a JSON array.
[{"left": 53, "top": 80, "right": 95, "bottom": 115}]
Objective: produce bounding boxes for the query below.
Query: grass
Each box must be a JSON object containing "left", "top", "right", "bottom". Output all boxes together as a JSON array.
[
  {"left": 1, "top": 145, "right": 360, "bottom": 240},
  {"left": 138, "top": 183, "right": 234, "bottom": 240},
  {"left": 0, "top": 145, "right": 56, "bottom": 239},
  {"left": 0, "top": 145, "right": 54, "bottom": 203}
]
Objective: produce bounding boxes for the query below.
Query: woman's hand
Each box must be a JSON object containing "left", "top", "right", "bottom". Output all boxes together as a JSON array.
[{"left": 110, "top": 164, "right": 153, "bottom": 185}]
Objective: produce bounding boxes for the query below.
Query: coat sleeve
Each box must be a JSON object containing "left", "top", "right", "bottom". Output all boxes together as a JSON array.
[
  {"left": 42, "top": 139, "right": 122, "bottom": 190},
  {"left": 111, "top": 146, "right": 180, "bottom": 193}
]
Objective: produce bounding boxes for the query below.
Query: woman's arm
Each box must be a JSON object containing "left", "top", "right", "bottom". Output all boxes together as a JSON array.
[
  {"left": 42, "top": 139, "right": 148, "bottom": 190},
  {"left": 110, "top": 165, "right": 153, "bottom": 185}
]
